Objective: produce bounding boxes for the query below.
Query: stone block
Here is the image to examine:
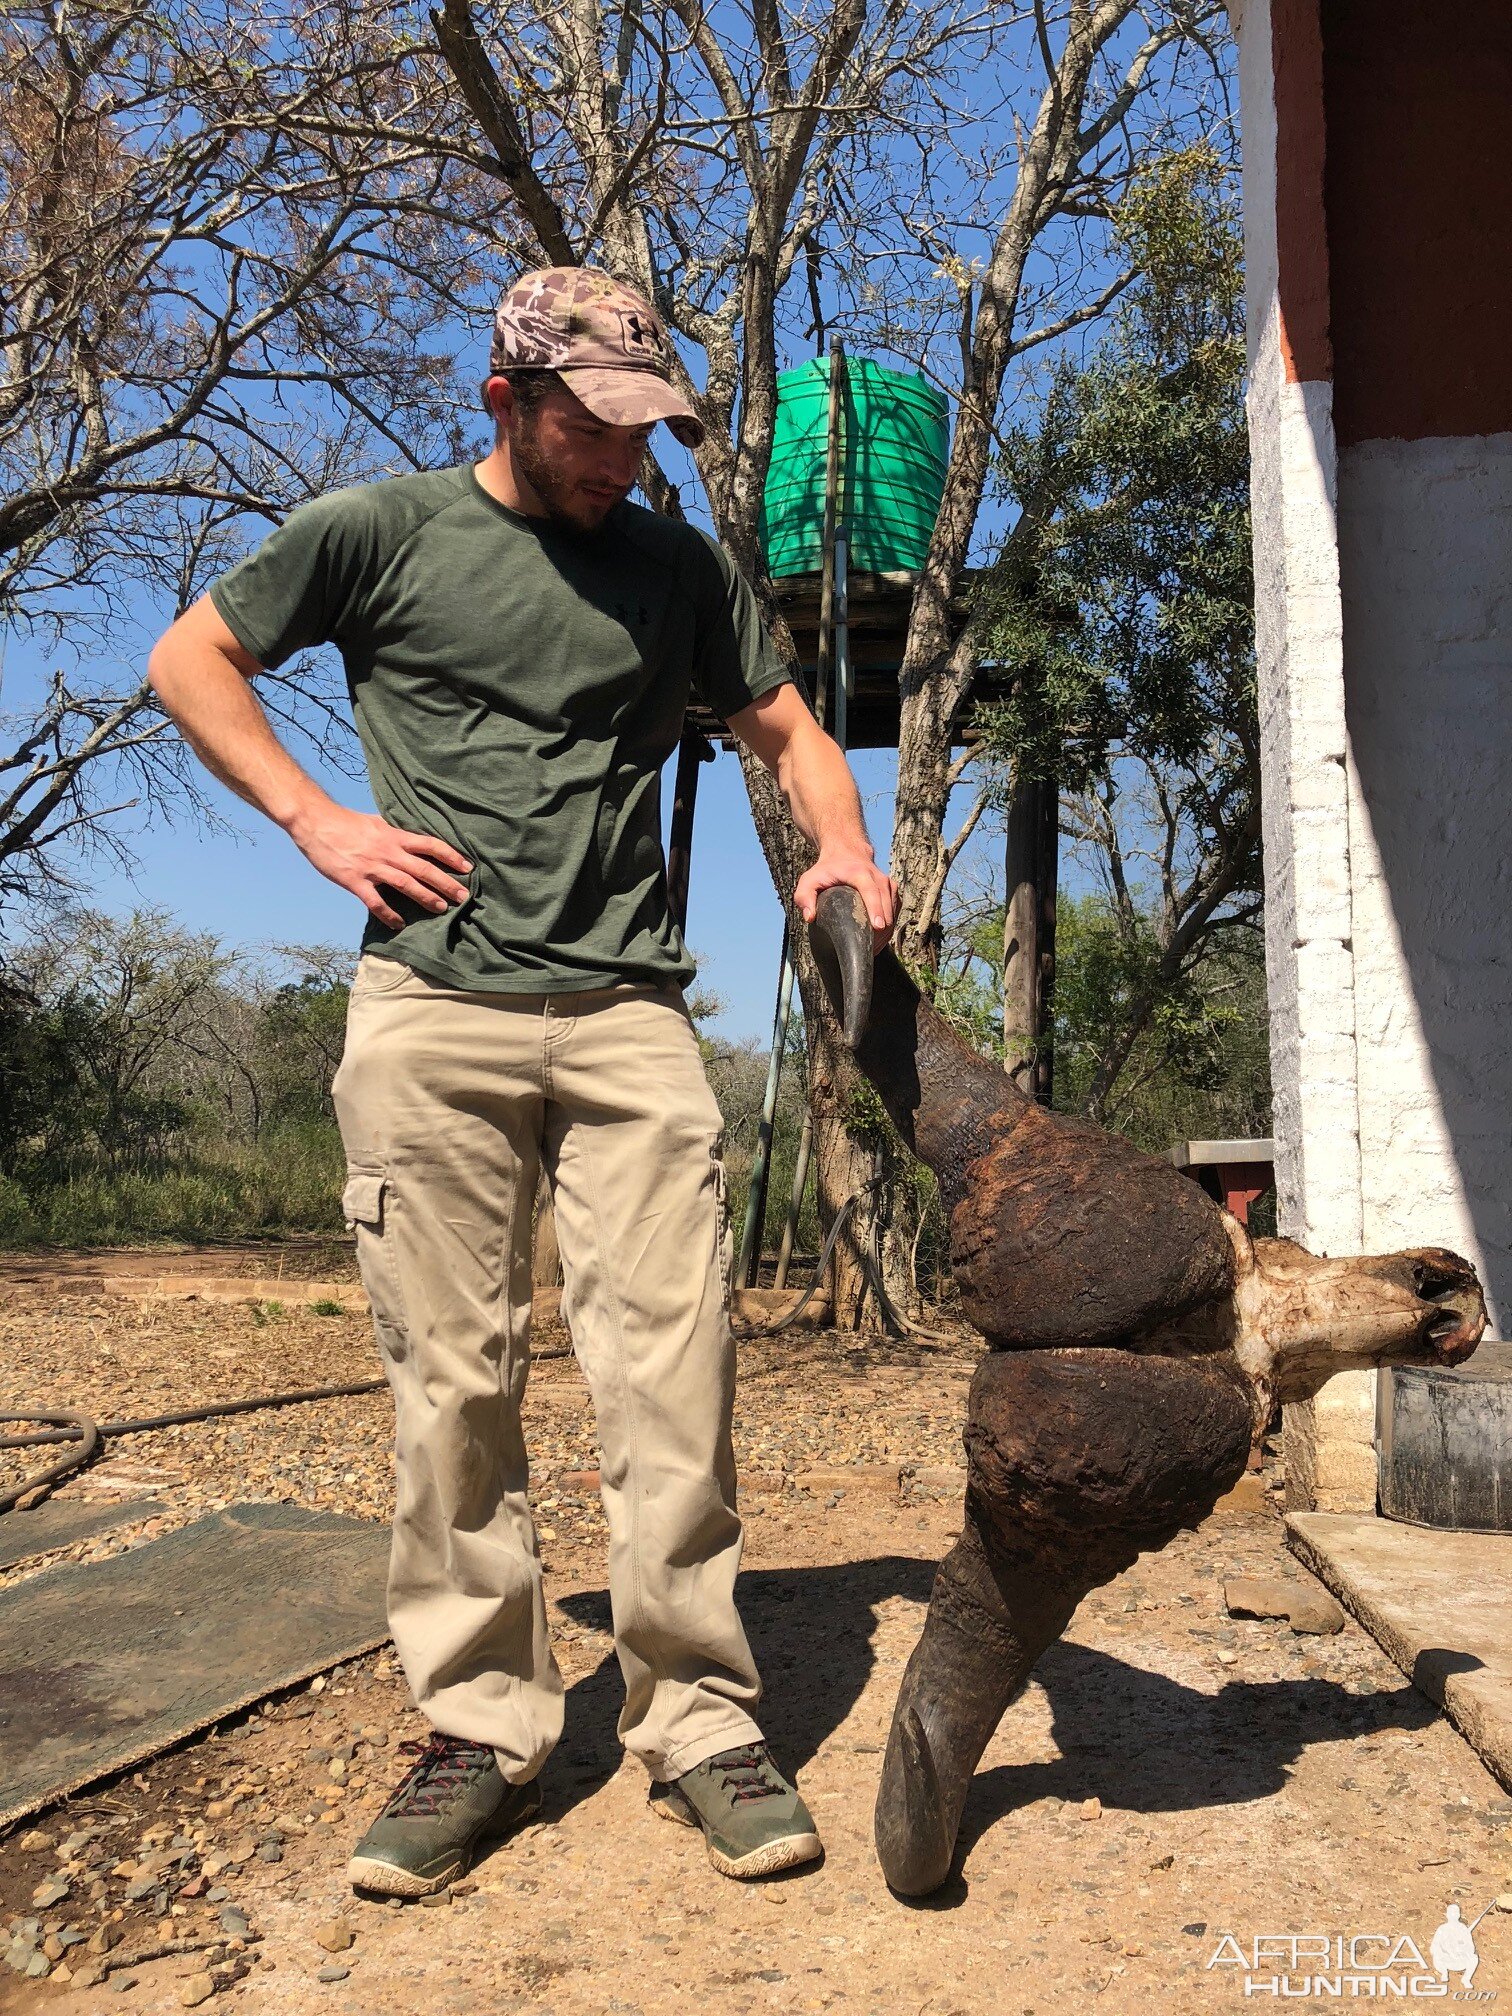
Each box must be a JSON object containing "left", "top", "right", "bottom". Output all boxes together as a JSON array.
[
  {"left": 731, "top": 1286, "right": 831, "bottom": 1328},
  {"left": 1286, "top": 739, "right": 1349, "bottom": 798},
  {"left": 1293, "top": 1029, "right": 1362, "bottom": 1084},
  {"left": 739, "top": 1470, "right": 789, "bottom": 1498},
  {"left": 1223, "top": 1575, "right": 1345, "bottom": 1634},
  {"left": 1205, "top": 1473, "right": 1269, "bottom": 1518},
  {"left": 905, "top": 1464, "right": 967, "bottom": 1500},
  {"left": 1285, "top": 1374, "right": 1378, "bottom": 1514},
  {"left": 1291, "top": 936, "right": 1356, "bottom": 1012},
  {"left": 557, "top": 1469, "right": 601, "bottom": 1495}
]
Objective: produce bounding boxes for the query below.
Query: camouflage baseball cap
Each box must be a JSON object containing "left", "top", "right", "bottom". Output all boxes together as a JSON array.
[{"left": 490, "top": 266, "right": 705, "bottom": 449}]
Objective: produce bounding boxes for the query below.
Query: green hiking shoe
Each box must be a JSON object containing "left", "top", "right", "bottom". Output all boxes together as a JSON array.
[
  {"left": 347, "top": 1733, "right": 542, "bottom": 1898},
  {"left": 650, "top": 1743, "right": 822, "bottom": 1880}
]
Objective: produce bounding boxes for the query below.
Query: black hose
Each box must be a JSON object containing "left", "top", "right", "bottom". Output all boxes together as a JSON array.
[
  {"left": 1, "top": 1184, "right": 954, "bottom": 1514},
  {"left": 731, "top": 1188, "right": 866, "bottom": 1338},
  {"left": 732, "top": 1181, "right": 957, "bottom": 1346},
  {"left": 0, "top": 1410, "right": 100, "bottom": 1515},
  {"left": 0, "top": 1379, "right": 385, "bottom": 1516},
  {"left": 0, "top": 1378, "right": 388, "bottom": 1452}
]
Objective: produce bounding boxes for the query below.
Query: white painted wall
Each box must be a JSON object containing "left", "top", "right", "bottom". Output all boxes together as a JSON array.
[
  {"left": 1337, "top": 432, "right": 1512, "bottom": 1339},
  {"left": 1238, "top": 0, "right": 1376, "bottom": 1510},
  {"left": 1251, "top": 362, "right": 1364, "bottom": 1255},
  {"left": 1222, "top": 0, "right": 1509, "bottom": 1513},
  {"left": 1238, "top": 0, "right": 1363, "bottom": 1258}
]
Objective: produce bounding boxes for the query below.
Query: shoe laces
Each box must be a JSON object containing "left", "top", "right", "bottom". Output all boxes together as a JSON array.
[
  {"left": 383, "top": 1733, "right": 494, "bottom": 1819},
  {"left": 715, "top": 1745, "right": 785, "bottom": 1806}
]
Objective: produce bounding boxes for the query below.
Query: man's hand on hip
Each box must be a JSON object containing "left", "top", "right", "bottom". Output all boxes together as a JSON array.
[
  {"left": 794, "top": 853, "right": 898, "bottom": 953},
  {"left": 145, "top": 596, "right": 472, "bottom": 933},
  {"left": 288, "top": 802, "right": 473, "bottom": 932}
]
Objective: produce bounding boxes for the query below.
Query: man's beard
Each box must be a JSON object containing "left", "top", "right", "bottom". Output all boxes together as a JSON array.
[{"left": 512, "top": 421, "right": 618, "bottom": 531}]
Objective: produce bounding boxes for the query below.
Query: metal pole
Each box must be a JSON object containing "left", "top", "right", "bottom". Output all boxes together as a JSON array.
[
  {"left": 833, "top": 531, "right": 851, "bottom": 751},
  {"left": 1002, "top": 766, "right": 1042, "bottom": 1094},
  {"left": 667, "top": 726, "right": 714, "bottom": 936},
  {"left": 771, "top": 340, "right": 851, "bottom": 1295},
  {"left": 736, "top": 926, "right": 797, "bottom": 1289},
  {"left": 1001, "top": 766, "right": 1059, "bottom": 1104},
  {"left": 746, "top": 339, "right": 848, "bottom": 1298},
  {"left": 1036, "top": 770, "right": 1059, "bottom": 1106},
  {"left": 813, "top": 337, "right": 847, "bottom": 732}
]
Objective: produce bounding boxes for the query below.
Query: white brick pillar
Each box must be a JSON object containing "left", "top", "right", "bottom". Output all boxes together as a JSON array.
[
  {"left": 1236, "top": 0, "right": 1375, "bottom": 1510},
  {"left": 1236, "top": 0, "right": 1512, "bottom": 1512}
]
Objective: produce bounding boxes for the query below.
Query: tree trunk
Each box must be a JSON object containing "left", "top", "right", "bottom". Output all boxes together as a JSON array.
[
  {"left": 1001, "top": 765, "right": 1058, "bottom": 1102},
  {"left": 741, "top": 770, "right": 890, "bottom": 1329},
  {"left": 810, "top": 1087, "right": 879, "bottom": 1328},
  {"left": 889, "top": 5, "right": 1144, "bottom": 970}
]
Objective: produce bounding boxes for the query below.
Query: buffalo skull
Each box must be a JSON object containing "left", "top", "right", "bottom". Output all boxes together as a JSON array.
[{"left": 809, "top": 887, "right": 1484, "bottom": 1897}]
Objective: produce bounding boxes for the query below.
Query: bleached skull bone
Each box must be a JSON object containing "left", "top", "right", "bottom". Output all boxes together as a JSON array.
[{"left": 1186, "top": 1219, "right": 1483, "bottom": 1432}]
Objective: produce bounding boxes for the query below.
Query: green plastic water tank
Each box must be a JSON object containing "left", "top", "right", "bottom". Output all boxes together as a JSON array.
[{"left": 760, "top": 355, "right": 949, "bottom": 577}]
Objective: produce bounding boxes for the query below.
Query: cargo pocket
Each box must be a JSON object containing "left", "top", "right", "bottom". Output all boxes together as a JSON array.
[
  {"left": 342, "top": 1165, "right": 409, "bottom": 1354},
  {"left": 711, "top": 1139, "right": 733, "bottom": 1308}
]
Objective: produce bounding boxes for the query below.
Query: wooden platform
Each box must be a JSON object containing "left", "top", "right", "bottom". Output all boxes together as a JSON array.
[{"left": 684, "top": 568, "right": 1008, "bottom": 750}]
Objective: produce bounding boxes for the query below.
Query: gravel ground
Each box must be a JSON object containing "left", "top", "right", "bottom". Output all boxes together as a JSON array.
[
  {"left": 0, "top": 1286, "right": 972, "bottom": 1578},
  {"left": 0, "top": 1245, "right": 361, "bottom": 1289},
  {"left": 3, "top": 1277, "right": 1512, "bottom": 2014}
]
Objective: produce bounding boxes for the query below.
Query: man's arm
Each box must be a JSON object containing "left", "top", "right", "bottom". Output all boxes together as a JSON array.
[
  {"left": 148, "top": 596, "right": 472, "bottom": 930},
  {"left": 726, "top": 682, "right": 898, "bottom": 949}
]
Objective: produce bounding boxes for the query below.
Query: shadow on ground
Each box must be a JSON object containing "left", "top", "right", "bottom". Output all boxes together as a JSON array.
[
  {"left": 955, "top": 1638, "right": 1439, "bottom": 1864},
  {"left": 546, "top": 1556, "right": 1439, "bottom": 1893},
  {"left": 547, "top": 1554, "right": 936, "bottom": 1818}
]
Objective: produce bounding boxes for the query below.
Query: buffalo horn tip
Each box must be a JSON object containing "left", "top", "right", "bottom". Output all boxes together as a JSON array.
[{"left": 809, "top": 885, "right": 874, "bottom": 1048}]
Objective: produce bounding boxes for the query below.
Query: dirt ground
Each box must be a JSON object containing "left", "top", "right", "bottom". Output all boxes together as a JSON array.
[{"left": 4, "top": 1272, "right": 1512, "bottom": 2015}]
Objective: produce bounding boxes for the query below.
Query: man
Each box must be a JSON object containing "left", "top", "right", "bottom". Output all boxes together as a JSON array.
[{"left": 148, "top": 266, "right": 896, "bottom": 1899}]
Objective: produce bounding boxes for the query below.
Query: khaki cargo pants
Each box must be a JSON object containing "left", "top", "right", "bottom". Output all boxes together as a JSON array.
[{"left": 332, "top": 954, "right": 763, "bottom": 1786}]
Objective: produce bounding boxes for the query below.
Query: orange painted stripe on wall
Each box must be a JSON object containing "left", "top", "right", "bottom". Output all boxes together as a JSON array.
[{"left": 1271, "top": 0, "right": 1332, "bottom": 385}]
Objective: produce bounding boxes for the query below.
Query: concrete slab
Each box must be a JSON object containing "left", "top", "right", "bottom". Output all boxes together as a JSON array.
[
  {"left": 1287, "top": 1510, "right": 1512, "bottom": 1790},
  {"left": 101, "top": 1274, "right": 367, "bottom": 1309}
]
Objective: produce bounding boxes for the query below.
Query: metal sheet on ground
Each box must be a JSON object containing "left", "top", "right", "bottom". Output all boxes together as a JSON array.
[
  {"left": 0, "top": 1501, "right": 390, "bottom": 1826},
  {"left": 0, "top": 1497, "right": 163, "bottom": 1572}
]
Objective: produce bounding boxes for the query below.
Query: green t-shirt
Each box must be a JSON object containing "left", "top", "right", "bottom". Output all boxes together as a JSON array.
[{"left": 210, "top": 465, "right": 789, "bottom": 992}]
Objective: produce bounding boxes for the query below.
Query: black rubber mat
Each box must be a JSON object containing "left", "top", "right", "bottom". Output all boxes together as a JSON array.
[
  {"left": 0, "top": 1497, "right": 162, "bottom": 1572},
  {"left": 0, "top": 1502, "right": 389, "bottom": 1826}
]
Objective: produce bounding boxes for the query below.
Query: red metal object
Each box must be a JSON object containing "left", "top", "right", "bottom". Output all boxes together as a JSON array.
[
  {"left": 1215, "top": 1161, "right": 1273, "bottom": 1227},
  {"left": 1167, "top": 1140, "right": 1276, "bottom": 1228}
]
